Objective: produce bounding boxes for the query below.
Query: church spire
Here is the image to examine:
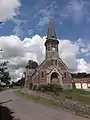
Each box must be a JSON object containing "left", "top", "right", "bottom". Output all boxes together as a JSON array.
[{"left": 47, "top": 16, "right": 57, "bottom": 40}]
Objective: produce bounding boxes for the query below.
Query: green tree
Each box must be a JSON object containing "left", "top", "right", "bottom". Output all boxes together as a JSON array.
[
  {"left": 26, "top": 60, "right": 38, "bottom": 69},
  {"left": 0, "top": 61, "right": 11, "bottom": 87}
]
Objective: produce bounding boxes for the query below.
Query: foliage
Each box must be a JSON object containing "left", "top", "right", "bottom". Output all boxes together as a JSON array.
[
  {"left": 0, "top": 87, "right": 2, "bottom": 91},
  {"left": 12, "top": 77, "right": 25, "bottom": 88},
  {"left": 29, "top": 83, "right": 33, "bottom": 90},
  {"left": 0, "top": 61, "right": 11, "bottom": 86},
  {"left": 35, "top": 84, "right": 63, "bottom": 95},
  {"left": 32, "top": 84, "right": 37, "bottom": 90},
  {"left": 25, "top": 60, "right": 38, "bottom": 69},
  {"left": 71, "top": 88, "right": 90, "bottom": 95},
  {"left": 20, "top": 77, "right": 25, "bottom": 88},
  {"left": 71, "top": 72, "right": 90, "bottom": 78}
]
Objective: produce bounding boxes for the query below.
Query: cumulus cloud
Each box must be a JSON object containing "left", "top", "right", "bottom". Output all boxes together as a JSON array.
[
  {"left": 59, "top": 40, "right": 79, "bottom": 71},
  {"left": 0, "top": 35, "right": 90, "bottom": 81},
  {"left": 77, "top": 58, "right": 90, "bottom": 73},
  {"left": 0, "top": 0, "right": 21, "bottom": 21},
  {"left": 0, "top": 35, "right": 45, "bottom": 81}
]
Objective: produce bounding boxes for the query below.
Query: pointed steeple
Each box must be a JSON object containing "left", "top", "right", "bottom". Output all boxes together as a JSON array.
[
  {"left": 45, "top": 17, "right": 59, "bottom": 58},
  {"left": 47, "top": 16, "right": 57, "bottom": 40}
]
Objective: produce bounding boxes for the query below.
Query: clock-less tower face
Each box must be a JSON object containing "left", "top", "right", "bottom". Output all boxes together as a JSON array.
[{"left": 45, "top": 17, "right": 59, "bottom": 58}]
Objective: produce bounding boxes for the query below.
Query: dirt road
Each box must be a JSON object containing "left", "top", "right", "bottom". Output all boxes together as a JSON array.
[{"left": 0, "top": 90, "right": 89, "bottom": 120}]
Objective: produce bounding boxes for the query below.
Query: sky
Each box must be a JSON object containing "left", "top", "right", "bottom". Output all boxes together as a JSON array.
[{"left": 0, "top": 0, "right": 90, "bottom": 81}]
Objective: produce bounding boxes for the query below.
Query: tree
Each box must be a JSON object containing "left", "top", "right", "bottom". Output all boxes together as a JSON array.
[
  {"left": 20, "top": 77, "right": 25, "bottom": 88},
  {"left": 0, "top": 61, "right": 11, "bottom": 86},
  {"left": 71, "top": 72, "right": 90, "bottom": 78},
  {"left": 26, "top": 60, "right": 38, "bottom": 69}
]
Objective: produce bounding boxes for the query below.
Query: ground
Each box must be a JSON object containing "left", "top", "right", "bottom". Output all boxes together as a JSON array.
[{"left": 0, "top": 90, "right": 89, "bottom": 120}]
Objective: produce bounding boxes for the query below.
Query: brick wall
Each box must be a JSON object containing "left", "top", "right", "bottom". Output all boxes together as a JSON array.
[
  {"left": 31, "top": 70, "right": 47, "bottom": 84},
  {"left": 39, "top": 70, "right": 47, "bottom": 84},
  {"left": 62, "top": 79, "right": 72, "bottom": 84}
]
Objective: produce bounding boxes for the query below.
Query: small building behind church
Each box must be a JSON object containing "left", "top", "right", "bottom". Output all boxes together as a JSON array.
[{"left": 25, "top": 17, "right": 73, "bottom": 89}]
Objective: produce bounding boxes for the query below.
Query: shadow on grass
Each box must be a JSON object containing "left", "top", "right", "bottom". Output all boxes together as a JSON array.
[{"left": 0, "top": 105, "right": 20, "bottom": 120}]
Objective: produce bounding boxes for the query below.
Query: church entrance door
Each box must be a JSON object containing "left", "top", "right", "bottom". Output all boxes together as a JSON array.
[{"left": 51, "top": 72, "right": 59, "bottom": 84}]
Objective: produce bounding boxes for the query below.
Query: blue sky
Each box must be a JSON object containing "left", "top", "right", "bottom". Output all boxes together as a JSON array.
[
  {"left": 0, "top": 0, "right": 90, "bottom": 80},
  {"left": 1, "top": 0, "right": 90, "bottom": 41}
]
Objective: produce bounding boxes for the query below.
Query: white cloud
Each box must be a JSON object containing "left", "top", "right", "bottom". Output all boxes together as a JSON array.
[
  {"left": 58, "top": 40, "right": 79, "bottom": 71},
  {"left": 0, "top": 0, "right": 21, "bottom": 21},
  {"left": 0, "top": 35, "right": 45, "bottom": 81},
  {"left": 0, "top": 35, "right": 90, "bottom": 81},
  {"left": 77, "top": 58, "right": 90, "bottom": 73},
  {"left": 75, "top": 39, "right": 90, "bottom": 56}
]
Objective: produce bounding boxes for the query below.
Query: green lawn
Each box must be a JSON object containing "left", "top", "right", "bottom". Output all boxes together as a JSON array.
[{"left": 58, "top": 89, "right": 90, "bottom": 105}]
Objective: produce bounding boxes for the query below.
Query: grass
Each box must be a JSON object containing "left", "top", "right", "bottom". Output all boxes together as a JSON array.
[
  {"left": 56, "top": 89, "right": 90, "bottom": 105},
  {"left": 14, "top": 90, "right": 90, "bottom": 118},
  {"left": 0, "top": 87, "right": 8, "bottom": 91},
  {"left": 29, "top": 83, "right": 90, "bottom": 105}
]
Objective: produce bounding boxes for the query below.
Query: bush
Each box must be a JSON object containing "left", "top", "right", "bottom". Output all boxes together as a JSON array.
[
  {"left": 72, "top": 88, "right": 89, "bottom": 95},
  {"left": 32, "top": 84, "right": 37, "bottom": 90},
  {"left": 51, "top": 84, "right": 63, "bottom": 96},
  {"left": 0, "top": 87, "right": 2, "bottom": 91},
  {"left": 37, "top": 84, "right": 63, "bottom": 95},
  {"left": 29, "top": 83, "right": 33, "bottom": 90},
  {"left": 38, "top": 84, "right": 47, "bottom": 92}
]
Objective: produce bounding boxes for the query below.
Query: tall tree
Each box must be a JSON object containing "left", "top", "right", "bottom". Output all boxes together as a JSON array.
[
  {"left": 26, "top": 60, "right": 38, "bottom": 69},
  {"left": 71, "top": 72, "right": 90, "bottom": 78},
  {"left": 0, "top": 61, "right": 11, "bottom": 86}
]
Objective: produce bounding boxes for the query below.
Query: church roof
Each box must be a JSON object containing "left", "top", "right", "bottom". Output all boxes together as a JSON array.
[{"left": 47, "top": 17, "right": 57, "bottom": 40}]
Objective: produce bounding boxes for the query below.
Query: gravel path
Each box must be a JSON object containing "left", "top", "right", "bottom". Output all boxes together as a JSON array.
[{"left": 0, "top": 90, "right": 89, "bottom": 120}]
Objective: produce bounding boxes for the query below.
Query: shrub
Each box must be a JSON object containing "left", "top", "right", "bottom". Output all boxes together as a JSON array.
[
  {"left": 38, "top": 84, "right": 48, "bottom": 92},
  {"left": 29, "top": 83, "right": 33, "bottom": 90},
  {"left": 0, "top": 87, "right": 2, "bottom": 91},
  {"left": 72, "top": 88, "right": 89, "bottom": 95},
  {"left": 32, "top": 84, "right": 37, "bottom": 90},
  {"left": 51, "top": 84, "right": 63, "bottom": 96},
  {"left": 37, "top": 84, "right": 63, "bottom": 94}
]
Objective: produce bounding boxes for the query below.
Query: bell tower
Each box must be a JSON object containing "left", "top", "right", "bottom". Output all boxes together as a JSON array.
[{"left": 45, "top": 17, "right": 59, "bottom": 59}]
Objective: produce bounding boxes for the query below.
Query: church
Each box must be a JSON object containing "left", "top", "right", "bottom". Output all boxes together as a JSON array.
[{"left": 25, "top": 17, "right": 72, "bottom": 88}]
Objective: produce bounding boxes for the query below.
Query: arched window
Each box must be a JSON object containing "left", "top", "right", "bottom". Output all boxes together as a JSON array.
[{"left": 41, "top": 71, "right": 44, "bottom": 78}]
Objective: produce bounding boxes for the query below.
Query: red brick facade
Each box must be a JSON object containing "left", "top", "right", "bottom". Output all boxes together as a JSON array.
[{"left": 25, "top": 18, "right": 72, "bottom": 88}]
